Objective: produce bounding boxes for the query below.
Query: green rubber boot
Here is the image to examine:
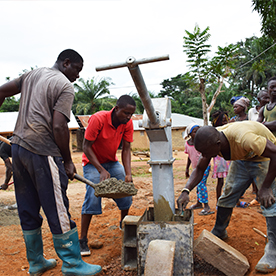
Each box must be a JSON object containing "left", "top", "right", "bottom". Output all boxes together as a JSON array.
[
  {"left": 23, "top": 227, "right": 57, "bottom": 276},
  {"left": 53, "top": 227, "right": 102, "bottom": 276},
  {"left": 211, "top": 206, "right": 233, "bottom": 240},
  {"left": 255, "top": 216, "right": 276, "bottom": 273}
]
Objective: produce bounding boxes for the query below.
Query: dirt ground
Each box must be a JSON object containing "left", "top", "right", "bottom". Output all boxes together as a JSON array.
[{"left": 0, "top": 150, "right": 270, "bottom": 276}]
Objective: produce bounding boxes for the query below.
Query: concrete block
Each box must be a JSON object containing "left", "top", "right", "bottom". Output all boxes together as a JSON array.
[
  {"left": 138, "top": 207, "right": 194, "bottom": 276},
  {"left": 144, "top": 240, "right": 176, "bottom": 276},
  {"left": 194, "top": 229, "right": 249, "bottom": 276},
  {"left": 145, "top": 240, "right": 175, "bottom": 276},
  {"left": 121, "top": 215, "right": 142, "bottom": 271},
  {"left": 123, "top": 215, "right": 141, "bottom": 226}
]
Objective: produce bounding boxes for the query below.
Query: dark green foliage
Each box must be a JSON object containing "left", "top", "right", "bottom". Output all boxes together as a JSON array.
[
  {"left": 183, "top": 25, "right": 211, "bottom": 78},
  {"left": 72, "top": 77, "right": 113, "bottom": 115},
  {"left": 130, "top": 91, "right": 157, "bottom": 114},
  {"left": 232, "top": 35, "right": 276, "bottom": 97},
  {"left": 252, "top": 0, "right": 276, "bottom": 40},
  {"left": 158, "top": 73, "right": 202, "bottom": 116},
  {"left": 0, "top": 96, "right": 20, "bottom": 112}
]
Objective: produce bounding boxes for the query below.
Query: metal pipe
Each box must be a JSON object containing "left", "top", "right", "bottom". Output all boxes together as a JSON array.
[
  {"left": 96, "top": 55, "right": 169, "bottom": 127},
  {"left": 128, "top": 65, "right": 158, "bottom": 126},
  {"left": 95, "top": 55, "right": 169, "bottom": 72}
]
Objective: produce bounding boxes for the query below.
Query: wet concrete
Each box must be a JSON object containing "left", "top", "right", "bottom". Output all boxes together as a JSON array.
[{"left": 94, "top": 177, "right": 138, "bottom": 199}]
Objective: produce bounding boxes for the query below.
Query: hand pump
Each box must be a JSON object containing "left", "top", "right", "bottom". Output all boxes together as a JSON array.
[{"left": 96, "top": 55, "right": 175, "bottom": 221}]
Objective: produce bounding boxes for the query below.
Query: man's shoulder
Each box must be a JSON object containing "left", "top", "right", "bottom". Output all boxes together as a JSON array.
[
  {"left": 91, "top": 110, "right": 111, "bottom": 121},
  {"left": 265, "top": 102, "right": 276, "bottom": 111},
  {"left": 22, "top": 67, "right": 68, "bottom": 84},
  {"left": 87, "top": 110, "right": 112, "bottom": 128}
]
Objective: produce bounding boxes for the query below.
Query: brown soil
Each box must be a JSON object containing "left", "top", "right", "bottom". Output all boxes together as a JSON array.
[{"left": 0, "top": 151, "right": 268, "bottom": 276}]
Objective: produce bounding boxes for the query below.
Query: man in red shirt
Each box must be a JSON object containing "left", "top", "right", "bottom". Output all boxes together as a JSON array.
[{"left": 79, "top": 95, "right": 136, "bottom": 256}]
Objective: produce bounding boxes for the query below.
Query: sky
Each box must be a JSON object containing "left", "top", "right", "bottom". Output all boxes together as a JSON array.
[{"left": 0, "top": 0, "right": 262, "bottom": 98}]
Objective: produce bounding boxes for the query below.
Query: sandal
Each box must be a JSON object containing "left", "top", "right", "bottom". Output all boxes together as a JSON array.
[
  {"left": 236, "top": 201, "right": 249, "bottom": 208},
  {"left": 198, "top": 210, "right": 215, "bottom": 216}
]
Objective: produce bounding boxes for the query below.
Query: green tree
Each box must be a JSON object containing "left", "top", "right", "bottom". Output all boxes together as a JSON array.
[
  {"left": 252, "top": 0, "right": 276, "bottom": 40},
  {"left": 1, "top": 67, "right": 38, "bottom": 112},
  {"left": 0, "top": 96, "right": 20, "bottom": 112},
  {"left": 207, "top": 43, "right": 240, "bottom": 113},
  {"left": 158, "top": 73, "right": 200, "bottom": 115},
  {"left": 183, "top": 24, "right": 239, "bottom": 124},
  {"left": 233, "top": 35, "right": 276, "bottom": 96},
  {"left": 130, "top": 91, "right": 157, "bottom": 114},
  {"left": 183, "top": 25, "right": 211, "bottom": 124},
  {"left": 72, "top": 77, "right": 113, "bottom": 115}
]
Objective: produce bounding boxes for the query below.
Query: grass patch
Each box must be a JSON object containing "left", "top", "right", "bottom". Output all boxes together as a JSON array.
[
  {"left": 132, "top": 159, "right": 150, "bottom": 162},
  {"left": 132, "top": 166, "right": 151, "bottom": 177}
]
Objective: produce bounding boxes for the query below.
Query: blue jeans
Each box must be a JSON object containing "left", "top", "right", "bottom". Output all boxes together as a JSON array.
[
  {"left": 218, "top": 160, "right": 276, "bottom": 217},
  {"left": 81, "top": 162, "right": 132, "bottom": 215}
]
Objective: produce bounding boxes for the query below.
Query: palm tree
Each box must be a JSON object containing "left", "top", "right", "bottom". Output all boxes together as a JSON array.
[
  {"left": 233, "top": 36, "right": 276, "bottom": 96},
  {"left": 72, "top": 77, "right": 113, "bottom": 115}
]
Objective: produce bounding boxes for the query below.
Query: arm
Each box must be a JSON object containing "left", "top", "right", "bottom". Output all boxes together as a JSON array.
[
  {"left": 0, "top": 81, "right": 20, "bottom": 107},
  {"left": 4, "top": 158, "right": 12, "bottom": 185},
  {"left": 121, "top": 139, "right": 132, "bottom": 182},
  {"left": 257, "top": 106, "right": 265, "bottom": 123},
  {"left": 185, "top": 157, "right": 191, "bottom": 178},
  {"left": 0, "top": 158, "right": 12, "bottom": 190},
  {"left": 263, "top": 120, "right": 276, "bottom": 132},
  {"left": 82, "top": 138, "right": 110, "bottom": 182},
  {"left": 258, "top": 139, "right": 276, "bottom": 208},
  {"left": 177, "top": 155, "right": 210, "bottom": 212},
  {"left": 52, "top": 110, "right": 76, "bottom": 180}
]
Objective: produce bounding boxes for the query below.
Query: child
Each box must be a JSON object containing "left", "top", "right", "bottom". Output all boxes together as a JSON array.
[
  {"left": 184, "top": 124, "right": 214, "bottom": 215},
  {"left": 211, "top": 110, "right": 231, "bottom": 203}
]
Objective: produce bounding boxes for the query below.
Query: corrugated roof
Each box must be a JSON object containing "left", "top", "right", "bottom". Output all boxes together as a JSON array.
[
  {"left": 0, "top": 111, "right": 79, "bottom": 134},
  {"left": 171, "top": 113, "right": 205, "bottom": 128},
  {"left": 77, "top": 115, "right": 91, "bottom": 128}
]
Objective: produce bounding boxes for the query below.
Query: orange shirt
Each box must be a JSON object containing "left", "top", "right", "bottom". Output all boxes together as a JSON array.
[{"left": 82, "top": 108, "right": 134, "bottom": 166}]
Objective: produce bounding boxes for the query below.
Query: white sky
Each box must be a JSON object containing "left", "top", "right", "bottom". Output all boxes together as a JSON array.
[{"left": 0, "top": 0, "right": 262, "bottom": 98}]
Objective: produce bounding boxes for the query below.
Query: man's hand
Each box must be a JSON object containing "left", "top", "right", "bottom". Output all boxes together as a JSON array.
[
  {"left": 0, "top": 184, "right": 8, "bottom": 190},
  {"left": 125, "top": 174, "right": 133, "bottom": 183},
  {"left": 99, "top": 169, "right": 110, "bottom": 182},
  {"left": 177, "top": 191, "right": 190, "bottom": 214},
  {"left": 185, "top": 170, "right": 190, "bottom": 179},
  {"left": 257, "top": 187, "right": 276, "bottom": 208},
  {"left": 64, "top": 160, "right": 76, "bottom": 180}
]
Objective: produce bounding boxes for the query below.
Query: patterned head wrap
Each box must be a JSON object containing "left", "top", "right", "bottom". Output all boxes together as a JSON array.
[
  {"left": 230, "top": 96, "right": 242, "bottom": 105},
  {"left": 234, "top": 97, "right": 250, "bottom": 111}
]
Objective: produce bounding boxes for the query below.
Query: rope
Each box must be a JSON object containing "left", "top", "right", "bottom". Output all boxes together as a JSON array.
[{"left": 238, "top": 41, "right": 276, "bottom": 69}]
